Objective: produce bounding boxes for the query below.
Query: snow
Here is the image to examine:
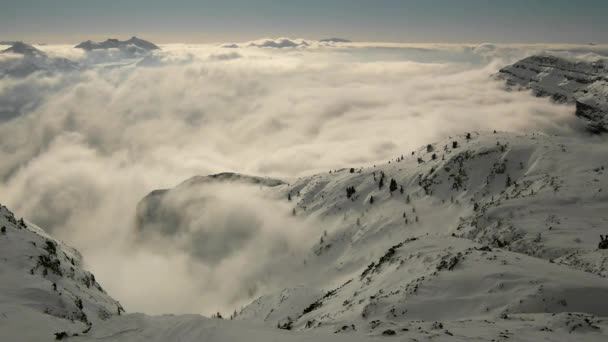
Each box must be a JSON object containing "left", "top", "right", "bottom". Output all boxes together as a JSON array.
[
  {"left": 498, "top": 55, "right": 608, "bottom": 131},
  {"left": 0, "top": 205, "right": 123, "bottom": 341},
  {"left": 123, "top": 131, "right": 608, "bottom": 341},
  {"left": 2, "top": 127, "right": 608, "bottom": 341}
]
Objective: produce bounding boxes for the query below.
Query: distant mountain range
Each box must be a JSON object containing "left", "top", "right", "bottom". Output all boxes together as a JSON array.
[
  {"left": 0, "top": 42, "right": 79, "bottom": 78},
  {"left": 319, "top": 38, "right": 352, "bottom": 43},
  {"left": 75, "top": 36, "right": 160, "bottom": 52}
]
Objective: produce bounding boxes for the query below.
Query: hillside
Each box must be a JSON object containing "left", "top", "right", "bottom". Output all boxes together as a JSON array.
[
  {"left": 0, "top": 205, "right": 124, "bottom": 341},
  {"left": 136, "top": 131, "right": 608, "bottom": 340},
  {"left": 498, "top": 55, "right": 608, "bottom": 132},
  {"left": 2, "top": 131, "right": 608, "bottom": 341}
]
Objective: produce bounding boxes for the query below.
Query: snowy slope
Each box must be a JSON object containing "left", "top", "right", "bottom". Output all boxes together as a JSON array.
[
  {"left": 134, "top": 131, "right": 608, "bottom": 340},
  {"left": 0, "top": 204, "right": 124, "bottom": 341},
  {"left": 498, "top": 55, "right": 608, "bottom": 132},
  {"left": 3, "top": 131, "right": 608, "bottom": 341}
]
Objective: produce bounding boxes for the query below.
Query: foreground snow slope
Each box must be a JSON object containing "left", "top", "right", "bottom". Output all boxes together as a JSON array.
[
  {"left": 138, "top": 131, "right": 608, "bottom": 340},
  {"left": 1, "top": 201, "right": 374, "bottom": 342},
  {"left": 0, "top": 205, "right": 123, "bottom": 341},
  {"left": 498, "top": 55, "right": 608, "bottom": 132}
]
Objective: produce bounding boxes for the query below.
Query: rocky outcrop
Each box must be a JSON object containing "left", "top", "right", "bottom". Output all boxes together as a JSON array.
[{"left": 498, "top": 55, "right": 608, "bottom": 132}]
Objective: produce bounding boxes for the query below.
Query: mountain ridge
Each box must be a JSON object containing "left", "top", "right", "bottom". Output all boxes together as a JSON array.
[{"left": 497, "top": 55, "right": 608, "bottom": 132}]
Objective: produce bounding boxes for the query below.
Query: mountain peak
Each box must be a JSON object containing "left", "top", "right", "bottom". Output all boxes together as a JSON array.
[
  {"left": 75, "top": 37, "right": 160, "bottom": 51},
  {"left": 1, "top": 41, "right": 46, "bottom": 57}
]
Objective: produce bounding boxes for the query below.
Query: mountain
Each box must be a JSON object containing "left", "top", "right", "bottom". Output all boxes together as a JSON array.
[
  {"left": 0, "top": 204, "right": 124, "bottom": 341},
  {"left": 244, "top": 38, "right": 310, "bottom": 48},
  {"left": 0, "top": 42, "right": 79, "bottom": 79},
  {"left": 1, "top": 42, "right": 47, "bottom": 58},
  {"left": 3, "top": 131, "right": 608, "bottom": 340},
  {"left": 498, "top": 55, "right": 608, "bottom": 133},
  {"left": 75, "top": 37, "right": 160, "bottom": 52},
  {"left": 0, "top": 207, "right": 375, "bottom": 342},
  {"left": 320, "top": 38, "right": 352, "bottom": 43},
  {"left": 139, "top": 131, "right": 608, "bottom": 340}
]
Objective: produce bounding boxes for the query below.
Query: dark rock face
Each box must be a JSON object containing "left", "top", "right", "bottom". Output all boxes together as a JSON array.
[{"left": 498, "top": 55, "right": 608, "bottom": 133}]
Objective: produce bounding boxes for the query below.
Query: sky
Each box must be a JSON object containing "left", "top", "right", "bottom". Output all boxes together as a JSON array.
[{"left": 1, "top": 0, "right": 607, "bottom": 44}]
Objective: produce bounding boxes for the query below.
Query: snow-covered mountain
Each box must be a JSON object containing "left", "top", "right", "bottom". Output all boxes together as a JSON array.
[
  {"left": 0, "top": 205, "right": 376, "bottom": 342},
  {"left": 75, "top": 37, "right": 160, "bottom": 52},
  {"left": 0, "top": 204, "right": 124, "bottom": 341},
  {"left": 0, "top": 42, "right": 79, "bottom": 78},
  {"left": 134, "top": 131, "right": 608, "bottom": 340},
  {"left": 498, "top": 55, "right": 608, "bottom": 132},
  {"left": 2, "top": 131, "right": 608, "bottom": 341}
]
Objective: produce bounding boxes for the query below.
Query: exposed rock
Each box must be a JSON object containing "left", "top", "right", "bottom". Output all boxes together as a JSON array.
[{"left": 498, "top": 55, "right": 608, "bottom": 132}]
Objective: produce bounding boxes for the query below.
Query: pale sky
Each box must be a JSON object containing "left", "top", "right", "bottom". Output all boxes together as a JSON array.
[{"left": 1, "top": 0, "right": 607, "bottom": 44}]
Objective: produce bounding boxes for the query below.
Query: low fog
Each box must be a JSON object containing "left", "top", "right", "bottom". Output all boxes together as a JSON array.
[{"left": 0, "top": 41, "right": 602, "bottom": 314}]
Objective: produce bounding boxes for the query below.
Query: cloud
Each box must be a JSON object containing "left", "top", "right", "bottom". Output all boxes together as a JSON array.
[{"left": 0, "top": 41, "right": 602, "bottom": 315}]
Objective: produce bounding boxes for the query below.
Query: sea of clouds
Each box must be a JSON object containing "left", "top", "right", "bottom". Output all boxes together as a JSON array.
[{"left": 0, "top": 39, "right": 605, "bottom": 315}]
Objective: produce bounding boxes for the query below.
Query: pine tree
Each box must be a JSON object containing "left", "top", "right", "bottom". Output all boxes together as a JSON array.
[
  {"left": 370, "top": 196, "right": 375, "bottom": 204},
  {"left": 346, "top": 186, "right": 356, "bottom": 198},
  {"left": 452, "top": 141, "right": 458, "bottom": 148},
  {"left": 379, "top": 177, "right": 384, "bottom": 189},
  {"left": 389, "top": 178, "right": 398, "bottom": 192},
  {"left": 288, "top": 193, "right": 292, "bottom": 201}
]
